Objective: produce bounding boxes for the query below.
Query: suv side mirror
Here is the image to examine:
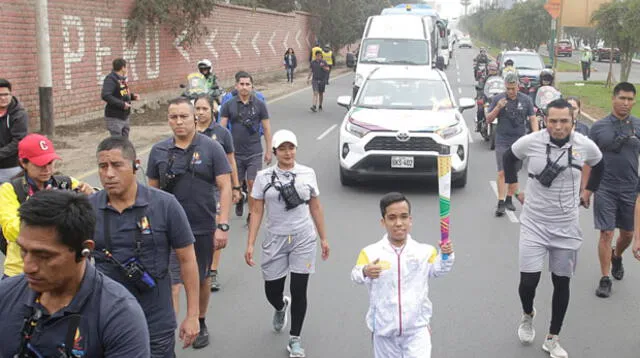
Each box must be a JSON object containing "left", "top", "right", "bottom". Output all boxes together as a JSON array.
[{"left": 337, "top": 96, "right": 352, "bottom": 109}]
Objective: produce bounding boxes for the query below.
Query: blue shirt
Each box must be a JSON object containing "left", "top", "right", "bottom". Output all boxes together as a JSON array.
[
  {"left": 488, "top": 92, "right": 535, "bottom": 143},
  {"left": 220, "top": 95, "right": 270, "bottom": 158},
  {"left": 147, "top": 133, "right": 232, "bottom": 234},
  {"left": 0, "top": 264, "right": 150, "bottom": 357},
  {"left": 89, "top": 184, "right": 195, "bottom": 336},
  {"left": 589, "top": 114, "right": 640, "bottom": 191}
]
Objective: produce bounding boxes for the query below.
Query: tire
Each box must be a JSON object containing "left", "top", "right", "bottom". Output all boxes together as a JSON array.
[
  {"left": 453, "top": 167, "right": 468, "bottom": 188},
  {"left": 340, "top": 166, "right": 356, "bottom": 186}
]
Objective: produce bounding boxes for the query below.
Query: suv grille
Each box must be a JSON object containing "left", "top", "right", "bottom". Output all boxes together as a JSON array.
[{"left": 365, "top": 136, "right": 443, "bottom": 152}]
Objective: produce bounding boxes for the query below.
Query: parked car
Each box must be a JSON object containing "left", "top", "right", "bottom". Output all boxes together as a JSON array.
[
  {"left": 593, "top": 47, "right": 621, "bottom": 63},
  {"left": 458, "top": 37, "right": 472, "bottom": 48},
  {"left": 336, "top": 67, "right": 475, "bottom": 187},
  {"left": 555, "top": 40, "right": 573, "bottom": 57}
]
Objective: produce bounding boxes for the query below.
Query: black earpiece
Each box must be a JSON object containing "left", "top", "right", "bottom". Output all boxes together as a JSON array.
[
  {"left": 272, "top": 148, "right": 277, "bottom": 155},
  {"left": 133, "top": 161, "right": 140, "bottom": 172}
]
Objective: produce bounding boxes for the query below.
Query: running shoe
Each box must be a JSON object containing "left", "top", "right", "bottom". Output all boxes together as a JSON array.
[
  {"left": 517, "top": 308, "right": 535, "bottom": 344},
  {"left": 542, "top": 335, "right": 568, "bottom": 358},
  {"left": 287, "top": 336, "right": 306, "bottom": 358},
  {"left": 273, "top": 296, "right": 290, "bottom": 332}
]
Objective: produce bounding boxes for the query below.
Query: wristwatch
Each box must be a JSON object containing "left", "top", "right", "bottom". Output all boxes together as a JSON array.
[
  {"left": 232, "top": 186, "right": 242, "bottom": 191},
  {"left": 217, "top": 223, "right": 230, "bottom": 232}
]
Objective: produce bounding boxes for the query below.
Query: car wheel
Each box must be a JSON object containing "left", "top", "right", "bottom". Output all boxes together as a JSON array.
[
  {"left": 340, "top": 166, "right": 356, "bottom": 186},
  {"left": 453, "top": 167, "right": 468, "bottom": 188}
]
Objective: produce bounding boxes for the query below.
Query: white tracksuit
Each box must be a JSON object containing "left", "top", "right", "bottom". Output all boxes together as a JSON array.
[{"left": 351, "top": 235, "right": 455, "bottom": 358}]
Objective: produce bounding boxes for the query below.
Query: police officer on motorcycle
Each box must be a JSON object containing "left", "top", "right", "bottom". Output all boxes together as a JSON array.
[
  {"left": 476, "top": 63, "right": 500, "bottom": 132},
  {"left": 474, "top": 48, "right": 490, "bottom": 80},
  {"left": 197, "top": 59, "right": 222, "bottom": 104}
]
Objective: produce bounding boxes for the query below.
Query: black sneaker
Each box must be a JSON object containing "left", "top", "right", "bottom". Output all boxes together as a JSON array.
[
  {"left": 595, "top": 276, "right": 612, "bottom": 298},
  {"left": 495, "top": 200, "right": 506, "bottom": 217},
  {"left": 192, "top": 323, "right": 210, "bottom": 349},
  {"left": 318, "top": 105, "right": 323, "bottom": 111},
  {"left": 505, "top": 196, "right": 516, "bottom": 211},
  {"left": 310, "top": 105, "right": 317, "bottom": 112},
  {"left": 235, "top": 196, "right": 244, "bottom": 217},
  {"left": 611, "top": 250, "right": 624, "bottom": 280}
]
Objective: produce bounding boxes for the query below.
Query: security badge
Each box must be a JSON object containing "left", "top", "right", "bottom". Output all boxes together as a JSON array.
[
  {"left": 191, "top": 151, "right": 202, "bottom": 165},
  {"left": 138, "top": 216, "right": 152, "bottom": 234}
]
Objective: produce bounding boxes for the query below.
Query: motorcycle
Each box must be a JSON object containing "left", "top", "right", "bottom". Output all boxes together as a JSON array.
[
  {"left": 534, "top": 86, "right": 562, "bottom": 131},
  {"left": 474, "top": 62, "right": 488, "bottom": 82},
  {"left": 481, "top": 76, "right": 507, "bottom": 150},
  {"left": 179, "top": 72, "right": 225, "bottom": 114}
]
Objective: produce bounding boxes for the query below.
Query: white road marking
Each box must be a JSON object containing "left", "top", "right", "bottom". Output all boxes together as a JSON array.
[
  {"left": 458, "top": 88, "right": 462, "bottom": 94},
  {"left": 457, "top": 78, "right": 461, "bottom": 83},
  {"left": 489, "top": 180, "right": 520, "bottom": 223},
  {"left": 317, "top": 124, "right": 337, "bottom": 140}
]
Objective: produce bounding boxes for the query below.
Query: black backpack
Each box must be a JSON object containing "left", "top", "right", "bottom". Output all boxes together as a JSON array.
[{"left": 0, "top": 175, "right": 72, "bottom": 255}]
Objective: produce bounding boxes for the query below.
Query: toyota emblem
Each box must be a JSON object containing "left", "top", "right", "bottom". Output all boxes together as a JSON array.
[{"left": 396, "top": 131, "right": 410, "bottom": 142}]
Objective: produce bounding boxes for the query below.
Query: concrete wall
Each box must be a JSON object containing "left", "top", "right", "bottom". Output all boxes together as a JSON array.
[{"left": 0, "top": 1, "right": 317, "bottom": 128}]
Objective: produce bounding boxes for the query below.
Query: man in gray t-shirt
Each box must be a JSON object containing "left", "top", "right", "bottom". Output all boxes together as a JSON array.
[
  {"left": 585, "top": 82, "right": 640, "bottom": 298},
  {"left": 504, "top": 99, "right": 603, "bottom": 357},
  {"left": 486, "top": 73, "right": 538, "bottom": 217}
]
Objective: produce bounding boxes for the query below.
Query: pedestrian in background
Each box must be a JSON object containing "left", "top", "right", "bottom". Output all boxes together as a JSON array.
[
  {"left": 101, "top": 58, "right": 140, "bottom": 137},
  {"left": 284, "top": 48, "right": 298, "bottom": 84},
  {"left": 322, "top": 44, "right": 335, "bottom": 85},
  {"left": 0, "top": 78, "right": 28, "bottom": 183},
  {"left": 308, "top": 51, "right": 330, "bottom": 112},
  {"left": 580, "top": 46, "right": 592, "bottom": 81}
]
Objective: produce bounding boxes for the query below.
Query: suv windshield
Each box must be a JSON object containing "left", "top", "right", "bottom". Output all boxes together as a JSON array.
[
  {"left": 357, "top": 79, "right": 453, "bottom": 110},
  {"left": 359, "top": 39, "right": 430, "bottom": 65},
  {"left": 504, "top": 54, "right": 544, "bottom": 70}
]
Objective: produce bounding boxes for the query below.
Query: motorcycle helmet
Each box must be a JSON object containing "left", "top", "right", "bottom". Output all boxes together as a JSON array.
[
  {"left": 540, "top": 69, "right": 554, "bottom": 86},
  {"left": 504, "top": 58, "right": 514, "bottom": 67},
  {"left": 487, "top": 63, "right": 498, "bottom": 76},
  {"left": 197, "top": 59, "right": 212, "bottom": 73}
]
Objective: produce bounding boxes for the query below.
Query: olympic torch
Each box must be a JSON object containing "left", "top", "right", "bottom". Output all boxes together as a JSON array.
[{"left": 437, "top": 144, "right": 452, "bottom": 260}]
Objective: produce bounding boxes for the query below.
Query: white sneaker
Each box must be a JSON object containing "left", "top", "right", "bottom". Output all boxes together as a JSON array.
[
  {"left": 542, "top": 335, "right": 568, "bottom": 358},
  {"left": 517, "top": 308, "right": 536, "bottom": 344}
]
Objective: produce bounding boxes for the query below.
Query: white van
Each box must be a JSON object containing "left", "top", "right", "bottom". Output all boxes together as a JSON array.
[{"left": 353, "top": 15, "right": 435, "bottom": 98}]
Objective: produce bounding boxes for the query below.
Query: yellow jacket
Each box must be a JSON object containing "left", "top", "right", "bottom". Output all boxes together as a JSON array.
[
  {"left": 0, "top": 177, "right": 80, "bottom": 277},
  {"left": 322, "top": 50, "right": 334, "bottom": 65}
]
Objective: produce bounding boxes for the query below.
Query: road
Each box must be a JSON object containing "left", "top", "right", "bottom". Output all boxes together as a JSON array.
[
  {"left": 23, "top": 49, "right": 640, "bottom": 357},
  {"left": 539, "top": 46, "right": 640, "bottom": 84}
]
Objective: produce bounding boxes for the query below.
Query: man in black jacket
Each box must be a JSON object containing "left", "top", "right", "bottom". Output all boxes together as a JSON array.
[
  {"left": 101, "top": 58, "right": 139, "bottom": 138},
  {"left": 0, "top": 78, "right": 28, "bottom": 183}
]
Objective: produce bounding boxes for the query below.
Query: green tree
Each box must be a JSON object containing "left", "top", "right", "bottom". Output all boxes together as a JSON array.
[
  {"left": 229, "top": 0, "right": 297, "bottom": 12},
  {"left": 564, "top": 26, "right": 600, "bottom": 49},
  {"left": 125, "top": 0, "right": 217, "bottom": 47},
  {"left": 591, "top": 0, "right": 640, "bottom": 84}
]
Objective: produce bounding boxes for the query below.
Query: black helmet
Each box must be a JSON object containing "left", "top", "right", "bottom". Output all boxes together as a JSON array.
[{"left": 540, "top": 68, "right": 554, "bottom": 85}]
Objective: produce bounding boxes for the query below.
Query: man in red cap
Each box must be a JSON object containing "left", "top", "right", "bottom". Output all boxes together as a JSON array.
[{"left": 0, "top": 134, "right": 94, "bottom": 278}]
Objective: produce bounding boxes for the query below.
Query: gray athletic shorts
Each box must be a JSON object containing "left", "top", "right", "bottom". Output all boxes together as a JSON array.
[
  {"left": 519, "top": 224, "right": 579, "bottom": 277},
  {"left": 495, "top": 142, "right": 522, "bottom": 172},
  {"left": 237, "top": 154, "right": 262, "bottom": 182},
  {"left": 169, "top": 233, "right": 213, "bottom": 285},
  {"left": 593, "top": 187, "right": 636, "bottom": 232},
  {"left": 312, "top": 79, "right": 326, "bottom": 93},
  {"left": 261, "top": 225, "right": 317, "bottom": 281},
  {"left": 105, "top": 116, "right": 130, "bottom": 137},
  {"left": 150, "top": 331, "right": 175, "bottom": 358}
]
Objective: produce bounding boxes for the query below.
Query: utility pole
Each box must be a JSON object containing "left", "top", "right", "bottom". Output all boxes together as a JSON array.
[{"left": 35, "top": 0, "right": 54, "bottom": 135}]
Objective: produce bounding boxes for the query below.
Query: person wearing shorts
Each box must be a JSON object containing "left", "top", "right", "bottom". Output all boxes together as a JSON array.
[
  {"left": 245, "top": 129, "right": 329, "bottom": 358},
  {"left": 147, "top": 97, "right": 232, "bottom": 349},
  {"left": 585, "top": 82, "right": 640, "bottom": 298},
  {"left": 220, "top": 71, "right": 272, "bottom": 226},
  {"left": 486, "top": 72, "right": 538, "bottom": 217},
  {"left": 504, "top": 99, "right": 603, "bottom": 358},
  {"left": 307, "top": 51, "right": 329, "bottom": 112}
]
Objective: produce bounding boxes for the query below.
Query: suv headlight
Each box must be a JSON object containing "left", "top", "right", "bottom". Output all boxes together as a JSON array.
[
  {"left": 345, "top": 118, "right": 370, "bottom": 138},
  {"left": 355, "top": 73, "right": 364, "bottom": 87},
  {"left": 437, "top": 122, "right": 463, "bottom": 139}
]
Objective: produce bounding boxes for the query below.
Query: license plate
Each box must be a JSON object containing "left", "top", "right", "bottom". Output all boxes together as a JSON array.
[{"left": 391, "top": 156, "right": 414, "bottom": 168}]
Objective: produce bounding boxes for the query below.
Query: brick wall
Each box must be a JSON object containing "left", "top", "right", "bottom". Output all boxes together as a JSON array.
[{"left": 0, "top": 1, "right": 318, "bottom": 128}]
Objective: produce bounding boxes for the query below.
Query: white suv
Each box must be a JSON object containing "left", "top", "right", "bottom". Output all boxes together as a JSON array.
[{"left": 337, "top": 67, "right": 475, "bottom": 187}]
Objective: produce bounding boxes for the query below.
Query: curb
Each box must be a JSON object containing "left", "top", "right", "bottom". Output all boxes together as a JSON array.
[{"left": 76, "top": 70, "right": 355, "bottom": 181}]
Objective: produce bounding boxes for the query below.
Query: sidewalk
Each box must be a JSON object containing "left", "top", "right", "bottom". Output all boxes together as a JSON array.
[{"left": 54, "top": 67, "right": 353, "bottom": 178}]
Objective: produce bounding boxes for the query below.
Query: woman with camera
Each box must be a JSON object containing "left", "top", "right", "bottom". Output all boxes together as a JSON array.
[
  {"left": 0, "top": 134, "right": 94, "bottom": 278},
  {"left": 244, "top": 129, "right": 329, "bottom": 358}
]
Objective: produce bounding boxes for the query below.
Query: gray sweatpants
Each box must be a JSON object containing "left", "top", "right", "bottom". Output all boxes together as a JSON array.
[{"left": 105, "top": 116, "right": 130, "bottom": 137}]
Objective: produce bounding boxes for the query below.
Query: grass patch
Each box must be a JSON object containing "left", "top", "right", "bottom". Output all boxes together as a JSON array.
[
  {"left": 557, "top": 81, "right": 640, "bottom": 120},
  {"left": 542, "top": 56, "right": 581, "bottom": 73},
  {"left": 472, "top": 39, "right": 500, "bottom": 58}
]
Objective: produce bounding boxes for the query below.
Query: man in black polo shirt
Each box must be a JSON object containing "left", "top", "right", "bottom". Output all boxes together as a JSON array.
[
  {"left": 586, "top": 82, "right": 640, "bottom": 298},
  {"left": 148, "top": 97, "right": 232, "bottom": 349},
  {"left": 90, "top": 136, "right": 201, "bottom": 357},
  {"left": 0, "top": 190, "right": 150, "bottom": 357},
  {"left": 307, "top": 50, "right": 330, "bottom": 112},
  {"left": 101, "top": 58, "right": 140, "bottom": 137},
  {"left": 220, "top": 71, "right": 272, "bottom": 226}
]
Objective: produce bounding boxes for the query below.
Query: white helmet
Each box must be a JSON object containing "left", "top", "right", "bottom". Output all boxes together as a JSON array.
[{"left": 197, "top": 59, "right": 212, "bottom": 69}]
